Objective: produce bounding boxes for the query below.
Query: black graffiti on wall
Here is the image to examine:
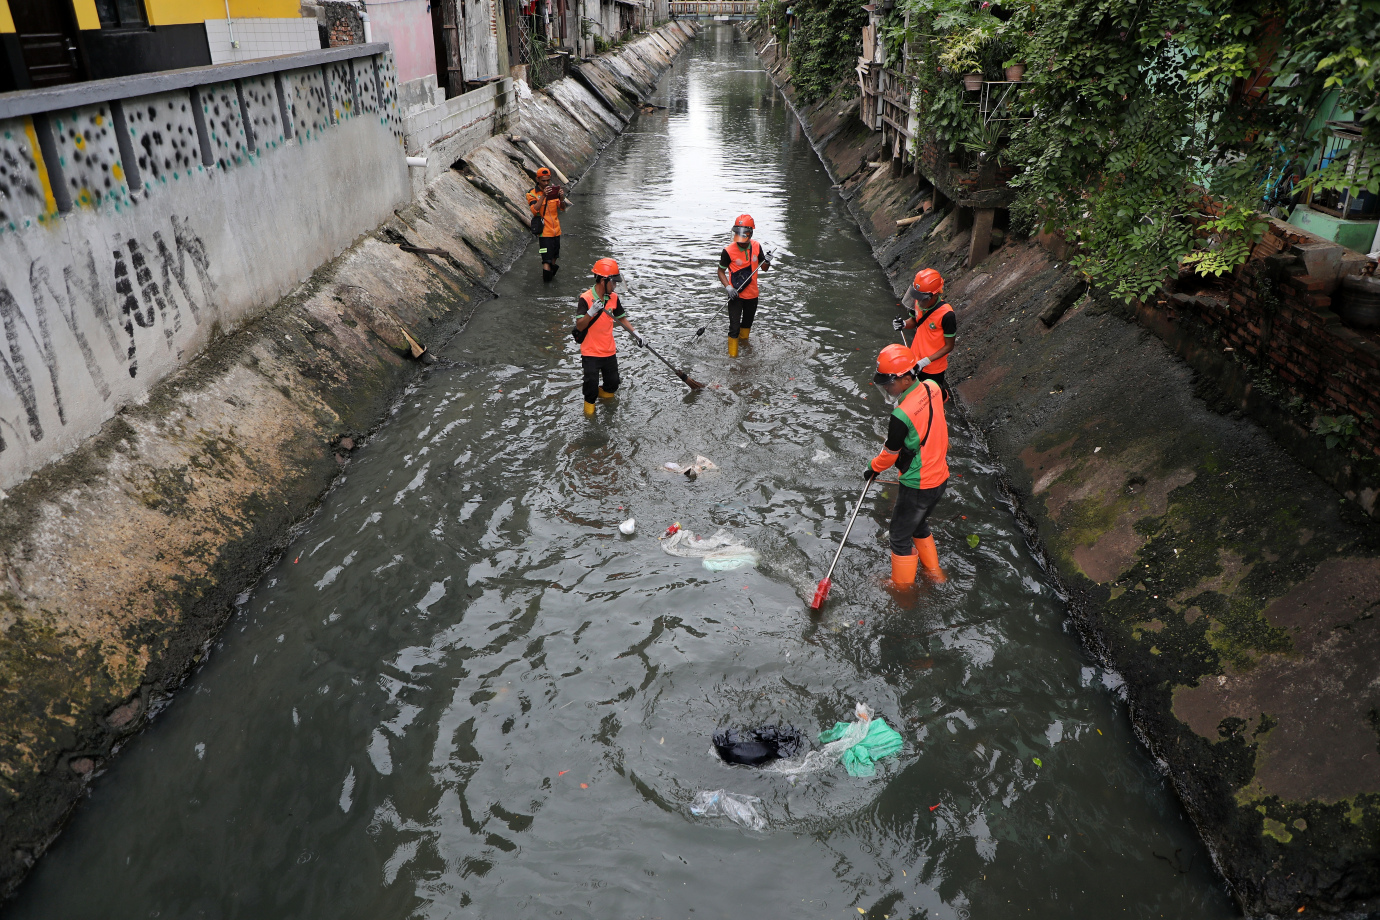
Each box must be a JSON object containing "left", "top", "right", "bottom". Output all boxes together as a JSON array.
[{"left": 0, "top": 215, "right": 215, "bottom": 455}]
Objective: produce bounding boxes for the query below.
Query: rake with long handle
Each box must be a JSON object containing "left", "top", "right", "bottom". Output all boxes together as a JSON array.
[
  {"left": 693, "top": 247, "right": 774, "bottom": 340},
  {"left": 809, "top": 478, "right": 875, "bottom": 610},
  {"left": 639, "top": 336, "right": 706, "bottom": 390}
]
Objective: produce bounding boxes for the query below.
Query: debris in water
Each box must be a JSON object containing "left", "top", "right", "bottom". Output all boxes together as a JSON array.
[
  {"left": 1032, "top": 757, "right": 1043, "bottom": 767},
  {"left": 559, "top": 771, "right": 569, "bottom": 776},
  {"left": 967, "top": 535, "right": 981, "bottom": 548},
  {"left": 929, "top": 803, "right": 940, "bottom": 811},
  {"left": 619, "top": 518, "right": 636, "bottom": 535},
  {"left": 663, "top": 522, "right": 681, "bottom": 538},
  {"left": 689, "top": 790, "right": 766, "bottom": 830},
  {"left": 663, "top": 455, "right": 718, "bottom": 477},
  {"left": 662, "top": 528, "right": 759, "bottom": 571},
  {"left": 580, "top": 783, "right": 588, "bottom": 788},
  {"left": 713, "top": 724, "right": 803, "bottom": 766}
]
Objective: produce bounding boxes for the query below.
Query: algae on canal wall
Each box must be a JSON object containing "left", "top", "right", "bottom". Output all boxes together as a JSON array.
[
  {"left": 744, "top": 20, "right": 1380, "bottom": 919},
  {"left": 0, "top": 21, "right": 695, "bottom": 902}
]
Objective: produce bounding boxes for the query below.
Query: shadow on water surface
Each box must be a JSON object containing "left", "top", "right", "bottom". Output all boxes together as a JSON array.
[{"left": 9, "top": 24, "right": 1235, "bottom": 920}]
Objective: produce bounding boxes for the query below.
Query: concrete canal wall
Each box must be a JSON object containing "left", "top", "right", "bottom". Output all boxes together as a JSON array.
[
  {"left": 0, "top": 20, "right": 695, "bottom": 902},
  {"left": 0, "top": 44, "right": 412, "bottom": 493},
  {"left": 744, "top": 21, "right": 1380, "bottom": 920}
]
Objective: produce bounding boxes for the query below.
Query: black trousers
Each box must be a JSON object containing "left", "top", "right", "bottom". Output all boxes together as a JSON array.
[
  {"left": 918, "top": 369, "right": 951, "bottom": 402},
  {"left": 890, "top": 481, "right": 947, "bottom": 555},
  {"left": 581, "top": 355, "right": 620, "bottom": 403},
  {"left": 728, "top": 296, "right": 759, "bottom": 337},
  {"left": 539, "top": 235, "right": 561, "bottom": 264}
]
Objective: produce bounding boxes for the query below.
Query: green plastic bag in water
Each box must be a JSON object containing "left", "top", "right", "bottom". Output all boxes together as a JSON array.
[{"left": 817, "top": 716, "right": 904, "bottom": 777}]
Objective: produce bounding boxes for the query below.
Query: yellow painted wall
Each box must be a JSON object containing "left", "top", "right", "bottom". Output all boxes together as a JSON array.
[
  {"left": 0, "top": 0, "right": 14, "bottom": 35},
  {"left": 146, "top": 0, "right": 303, "bottom": 27},
  {"left": 71, "top": 0, "right": 102, "bottom": 31}
]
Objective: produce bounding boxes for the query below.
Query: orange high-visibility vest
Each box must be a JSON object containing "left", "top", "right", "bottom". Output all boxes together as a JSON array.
[
  {"left": 528, "top": 189, "right": 561, "bottom": 236},
  {"left": 723, "top": 240, "right": 763, "bottom": 299},
  {"left": 911, "top": 302, "right": 954, "bottom": 372},
  {"left": 893, "top": 378, "right": 949, "bottom": 489},
  {"left": 578, "top": 288, "right": 619, "bottom": 358}
]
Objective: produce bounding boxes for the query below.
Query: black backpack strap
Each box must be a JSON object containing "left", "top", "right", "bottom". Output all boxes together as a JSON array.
[{"left": 917, "top": 380, "right": 936, "bottom": 447}]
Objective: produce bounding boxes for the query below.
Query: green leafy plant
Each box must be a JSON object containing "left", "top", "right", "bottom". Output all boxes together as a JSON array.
[
  {"left": 1181, "top": 202, "right": 1269, "bottom": 277},
  {"left": 785, "top": 0, "right": 869, "bottom": 102},
  {"left": 961, "top": 115, "right": 1005, "bottom": 164},
  {"left": 1316, "top": 414, "right": 1360, "bottom": 449}
]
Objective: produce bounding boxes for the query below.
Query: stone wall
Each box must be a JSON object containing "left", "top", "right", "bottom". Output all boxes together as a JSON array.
[{"left": 1157, "top": 219, "right": 1380, "bottom": 460}]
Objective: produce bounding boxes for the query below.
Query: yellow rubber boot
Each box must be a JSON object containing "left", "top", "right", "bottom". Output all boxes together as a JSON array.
[
  {"left": 739, "top": 327, "right": 750, "bottom": 341},
  {"left": 583, "top": 401, "right": 595, "bottom": 417},
  {"left": 598, "top": 388, "right": 617, "bottom": 399},
  {"left": 728, "top": 336, "right": 739, "bottom": 357},
  {"left": 914, "top": 535, "right": 946, "bottom": 583},
  {"left": 890, "top": 551, "right": 919, "bottom": 587}
]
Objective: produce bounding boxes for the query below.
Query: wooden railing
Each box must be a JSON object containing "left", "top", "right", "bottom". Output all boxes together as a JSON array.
[{"left": 669, "top": 1, "right": 759, "bottom": 16}]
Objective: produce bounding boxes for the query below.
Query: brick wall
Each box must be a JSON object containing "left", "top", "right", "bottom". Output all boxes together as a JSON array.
[
  {"left": 1158, "top": 219, "right": 1380, "bottom": 458},
  {"left": 319, "top": 1, "right": 366, "bottom": 47}
]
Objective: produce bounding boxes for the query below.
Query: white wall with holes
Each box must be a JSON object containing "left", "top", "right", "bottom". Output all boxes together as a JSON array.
[{"left": 204, "top": 18, "right": 322, "bottom": 65}]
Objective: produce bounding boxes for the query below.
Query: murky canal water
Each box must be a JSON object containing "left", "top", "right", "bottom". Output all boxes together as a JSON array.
[{"left": 11, "top": 26, "right": 1236, "bottom": 920}]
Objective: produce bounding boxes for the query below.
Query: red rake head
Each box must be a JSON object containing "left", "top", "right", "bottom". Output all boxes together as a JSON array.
[{"left": 809, "top": 577, "right": 832, "bottom": 610}]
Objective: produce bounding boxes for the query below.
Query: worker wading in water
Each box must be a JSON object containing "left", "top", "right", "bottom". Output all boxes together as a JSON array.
[
  {"left": 527, "top": 167, "right": 569, "bottom": 283},
  {"left": 716, "top": 214, "right": 770, "bottom": 357},
  {"left": 865, "top": 345, "right": 950, "bottom": 586},
  {"left": 573, "top": 258, "right": 644, "bottom": 417},
  {"left": 894, "top": 268, "right": 956, "bottom": 401}
]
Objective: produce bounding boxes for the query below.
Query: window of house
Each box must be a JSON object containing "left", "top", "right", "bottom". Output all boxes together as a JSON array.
[{"left": 95, "top": 0, "right": 149, "bottom": 29}]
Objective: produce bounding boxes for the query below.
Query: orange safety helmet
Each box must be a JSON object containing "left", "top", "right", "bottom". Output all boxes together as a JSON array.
[
  {"left": 592, "top": 257, "right": 621, "bottom": 280},
  {"left": 536, "top": 167, "right": 552, "bottom": 180},
  {"left": 873, "top": 343, "right": 917, "bottom": 385},
  {"left": 912, "top": 268, "right": 944, "bottom": 295},
  {"left": 732, "top": 214, "right": 755, "bottom": 239}
]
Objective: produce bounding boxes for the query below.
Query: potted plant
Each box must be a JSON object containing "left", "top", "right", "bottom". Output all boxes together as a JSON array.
[
  {"left": 960, "top": 115, "right": 1006, "bottom": 187},
  {"left": 938, "top": 11, "right": 999, "bottom": 90},
  {"left": 1004, "top": 61, "right": 1026, "bottom": 81}
]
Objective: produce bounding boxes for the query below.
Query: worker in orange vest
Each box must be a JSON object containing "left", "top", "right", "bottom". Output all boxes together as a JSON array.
[
  {"left": 894, "top": 268, "right": 956, "bottom": 400},
  {"left": 527, "top": 167, "right": 569, "bottom": 283},
  {"left": 716, "top": 214, "right": 770, "bottom": 357},
  {"left": 573, "top": 258, "right": 643, "bottom": 417},
  {"left": 865, "top": 344, "right": 950, "bottom": 586}
]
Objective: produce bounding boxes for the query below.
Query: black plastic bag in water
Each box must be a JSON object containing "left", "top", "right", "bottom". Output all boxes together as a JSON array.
[{"left": 713, "top": 723, "right": 803, "bottom": 766}]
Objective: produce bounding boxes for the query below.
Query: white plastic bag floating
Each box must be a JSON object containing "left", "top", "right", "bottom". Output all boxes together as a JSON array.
[
  {"left": 663, "top": 455, "right": 718, "bottom": 477},
  {"left": 765, "top": 703, "right": 875, "bottom": 777},
  {"left": 661, "top": 528, "right": 759, "bottom": 571},
  {"left": 689, "top": 790, "right": 767, "bottom": 830}
]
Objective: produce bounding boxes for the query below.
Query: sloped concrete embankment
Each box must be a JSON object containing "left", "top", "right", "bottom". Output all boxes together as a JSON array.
[
  {"left": 0, "top": 20, "right": 695, "bottom": 902},
  {"left": 747, "top": 22, "right": 1380, "bottom": 919}
]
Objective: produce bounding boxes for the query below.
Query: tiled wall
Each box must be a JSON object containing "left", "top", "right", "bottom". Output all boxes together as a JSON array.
[{"left": 205, "top": 18, "right": 322, "bottom": 66}]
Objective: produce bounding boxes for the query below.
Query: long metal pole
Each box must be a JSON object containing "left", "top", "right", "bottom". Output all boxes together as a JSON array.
[{"left": 821, "top": 478, "right": 874, "bottom": 584}]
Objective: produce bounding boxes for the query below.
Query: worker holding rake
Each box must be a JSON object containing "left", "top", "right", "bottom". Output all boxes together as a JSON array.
[{"left": 865, "top": 344, "right": 951, "bottom": 586}]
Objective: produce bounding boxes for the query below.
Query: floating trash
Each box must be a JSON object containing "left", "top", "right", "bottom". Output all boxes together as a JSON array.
[
  {"left": 661, "top": 528, "right": 758, "bottom": 571},
  {"left": 713, "top": 724, "right": 803, "bottom": 766},
  {"left": 619, "top": 518, "right": 636, "bottom": 535},
  {"left": 689, "top": 790, "right": 766, "bottom": 830}
]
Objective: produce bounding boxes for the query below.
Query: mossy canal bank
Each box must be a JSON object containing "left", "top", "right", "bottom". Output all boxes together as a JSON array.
[
  {"left": 744, "top": 21, "right": 1380, "bottom": 919},
  {"left": 0, "top": 21, "right": 695, "bottom": 903}
]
